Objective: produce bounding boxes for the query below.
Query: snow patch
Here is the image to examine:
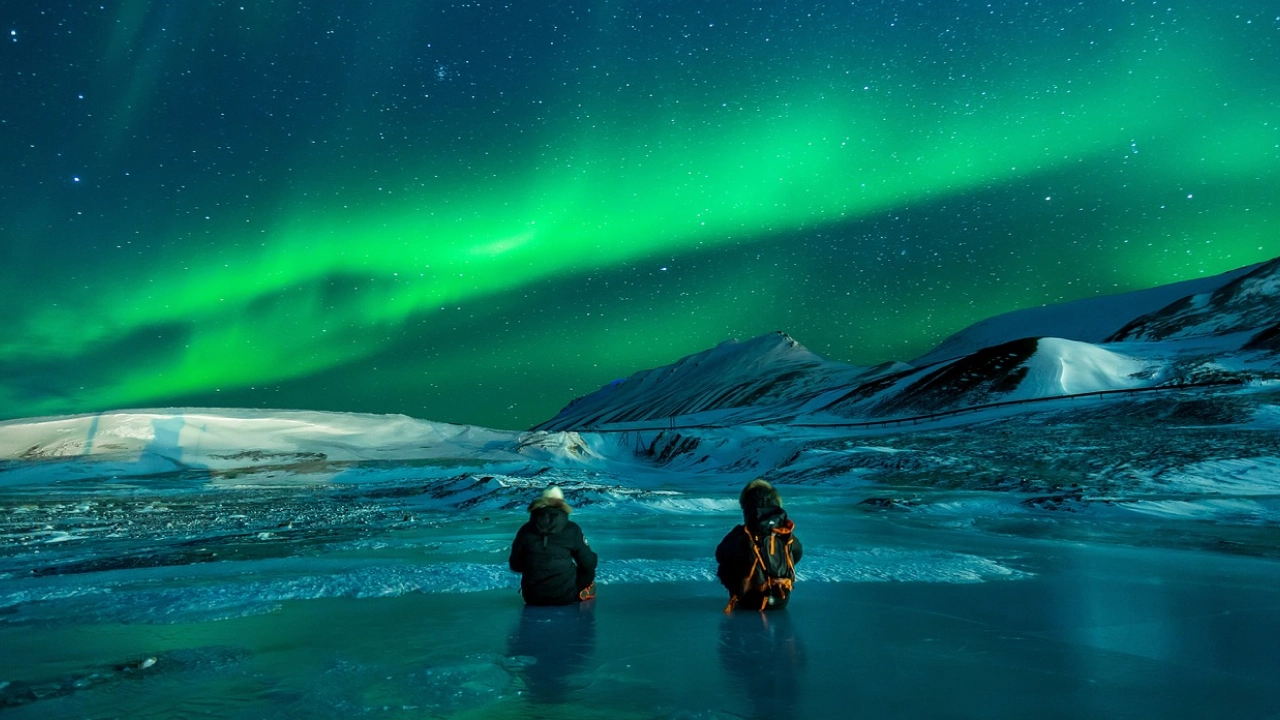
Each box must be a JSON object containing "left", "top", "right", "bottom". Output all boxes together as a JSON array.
[
  {"left": 1115, "top": 498, "right": 1280, "bottom": 524},
  {"left": 799, "top": 547, "right": 1030, "bottom": 583},
  {"left": 1247, "top": 404, "right": 1280, "bottom": 428}
]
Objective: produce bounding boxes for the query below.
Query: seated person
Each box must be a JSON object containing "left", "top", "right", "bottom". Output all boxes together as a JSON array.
[{"left": 509, "top": 486, "right": 597, "bottom": 605}]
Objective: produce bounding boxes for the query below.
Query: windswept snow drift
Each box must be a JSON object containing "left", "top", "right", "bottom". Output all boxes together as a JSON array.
[{"left": 1011, "top": 337, "right": 1152, "bottom": 398}]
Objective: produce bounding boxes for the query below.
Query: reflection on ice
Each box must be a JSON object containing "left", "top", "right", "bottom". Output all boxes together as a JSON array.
[
  {"left": 718, "top": 611, "right": 805, "bottom": 719},
  {"left": 507, "top": 603, "right": 596, "bottom": 704}
]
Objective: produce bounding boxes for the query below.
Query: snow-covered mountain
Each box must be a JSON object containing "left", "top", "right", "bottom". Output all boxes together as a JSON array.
[
  {"left": 534, "top": 331, "right": 906, "bottom": 431},
  {"left": 538, "top": 256, "right": 1280, "bottom": 431}
]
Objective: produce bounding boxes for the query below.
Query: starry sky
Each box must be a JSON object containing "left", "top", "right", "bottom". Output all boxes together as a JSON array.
[{"left": 2, "top": 1, "right": 1277, "bottom": 430}]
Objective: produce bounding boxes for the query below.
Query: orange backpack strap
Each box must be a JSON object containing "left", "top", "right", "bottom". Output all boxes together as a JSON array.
[{"left": 742, "top": 526, "right": 768, "bottom": 588}]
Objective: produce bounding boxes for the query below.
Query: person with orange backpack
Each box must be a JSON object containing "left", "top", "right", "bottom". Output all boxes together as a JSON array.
[{"left": 715, "top": 479, "right": 803, "bottom": 612}]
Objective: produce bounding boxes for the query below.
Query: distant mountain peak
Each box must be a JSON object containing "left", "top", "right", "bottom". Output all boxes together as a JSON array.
[
  {"left": 533, "top": 331, "right": 872, "bottom": 431},
  {"left": 707, "top": 330, "right": 804, "bottom": 356}
]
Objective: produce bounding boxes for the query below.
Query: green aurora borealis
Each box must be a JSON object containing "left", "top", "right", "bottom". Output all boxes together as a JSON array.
[{"left": 2, "top": 1, "right": 1277, "bottom": 429}]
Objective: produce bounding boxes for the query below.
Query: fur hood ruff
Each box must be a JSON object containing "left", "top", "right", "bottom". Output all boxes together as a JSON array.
[{"left": 528, "top": 496, "right": 572, "bottom": 514}]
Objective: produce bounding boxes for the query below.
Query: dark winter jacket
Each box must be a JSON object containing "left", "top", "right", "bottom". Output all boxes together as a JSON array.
[{"left": 509, "top": 496, "right": 598, "bottom": 606}]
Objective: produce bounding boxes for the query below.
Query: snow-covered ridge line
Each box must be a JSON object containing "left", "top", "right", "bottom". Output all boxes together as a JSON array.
[
  {"left": 0, "top": 409, "right": 614, "bottom": 488},
  {"left": 1110, "top": 256, "right": 1280, "bottom": 342},
  {"left": 911, "top": 261, "right": 1265, "bottom": 366}
]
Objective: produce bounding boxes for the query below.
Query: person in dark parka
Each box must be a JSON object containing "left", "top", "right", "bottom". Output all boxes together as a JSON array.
[
  {"left": 716, "top": 478, "right": 803, "bottom": 611},
  {"left": 509, "top": 486, "right": 598, "bottom": 605}
]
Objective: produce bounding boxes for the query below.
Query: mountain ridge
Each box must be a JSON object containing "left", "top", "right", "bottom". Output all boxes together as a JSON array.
[
  {"left": 911, "top": 261, "right": 1264, "bottom": 366},
  {"left": 536, "top": 256, "right": 1280, "bottom": 431}
]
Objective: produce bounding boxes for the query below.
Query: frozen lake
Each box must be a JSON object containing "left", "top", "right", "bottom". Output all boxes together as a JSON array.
[{"left": 2, "top": 490, "right": 1277, "bottom": 719}]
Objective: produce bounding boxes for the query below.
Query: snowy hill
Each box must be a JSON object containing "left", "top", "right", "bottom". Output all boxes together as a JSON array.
[{"left": 0, "top": 409, "right": 604, "bottom": 489}]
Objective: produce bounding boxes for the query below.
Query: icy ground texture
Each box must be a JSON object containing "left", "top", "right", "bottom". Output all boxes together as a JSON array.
[
  {"left": 1, "top": 384, "right": 1279, "bottom": 716},
  {"left": 0, "top": 496, "right": 1277, "bottom": 719}
]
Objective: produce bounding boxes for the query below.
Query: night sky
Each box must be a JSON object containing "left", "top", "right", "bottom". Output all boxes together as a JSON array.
[{"left": 2, "top": 1, "right": 1277, "bottom": 430}]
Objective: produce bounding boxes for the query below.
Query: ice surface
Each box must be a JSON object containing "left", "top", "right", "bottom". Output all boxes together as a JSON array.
[{"left": 1, "top": 501, "right": 1276, "bottom": 720}]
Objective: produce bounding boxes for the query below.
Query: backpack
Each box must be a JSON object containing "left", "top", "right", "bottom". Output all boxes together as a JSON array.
[{"left": 726, "top": 509, "right": 797, "bottom": 613}]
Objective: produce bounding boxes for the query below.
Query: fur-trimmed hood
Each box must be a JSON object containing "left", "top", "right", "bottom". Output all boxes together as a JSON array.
[
  {"left": 528, "top": 494, "right": 572, "bottom": 536},
  {"left": 528, "top": 496, "right": 573, "bottom": 515}
]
